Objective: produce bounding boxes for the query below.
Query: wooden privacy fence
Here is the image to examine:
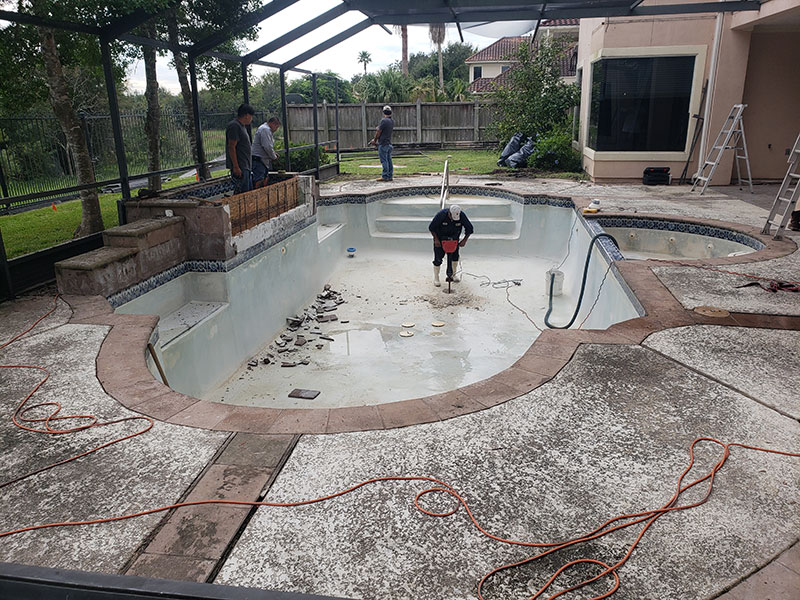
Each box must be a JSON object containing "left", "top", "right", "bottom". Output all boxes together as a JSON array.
[
  {"left": 285, "top": 101, "right": 499, "bottom": 149},
  {"left": 224, "top": 175, "right": 298, "bottom": 236}
]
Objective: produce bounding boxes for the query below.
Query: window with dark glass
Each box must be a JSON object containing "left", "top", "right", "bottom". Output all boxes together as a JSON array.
[
  {"left": 473, "top": 66, "right": 482, "bottom": 79},
  {"left": 588, "top": 56, "right": 695, "bottom": 152},
  {"left": 501, "top": 65, "right": 510, "bottom": 73}
]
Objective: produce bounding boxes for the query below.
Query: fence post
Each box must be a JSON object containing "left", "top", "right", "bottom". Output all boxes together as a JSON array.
[
  {"left": 360, "top": 102, "right": 367, "bottom": 148},
  {"left": 0, "top": 155, "right": 8, "bottom": 199},
  {"left": 0, "top": 228, "right": 14, "bottom": 300},
  {"left": 101, "top": 39, "right": 130, "bottom": 226},
  {"left": 280, "top": 70, "right": 291, "bottom": 171},
  {"left": 312, "top": 74, "right": 320, "bottom": 179},
  {"left": 321, "top": 100, "right": 329, "bottom": 146},
  {"left": 416, "top": 99, "right": 422, "bottom": 144},
  {"left": 473, "top": 101, "right": 480, "bottom": 142}
]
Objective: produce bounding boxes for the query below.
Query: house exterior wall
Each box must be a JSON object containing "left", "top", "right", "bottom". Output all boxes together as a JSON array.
[
  {"left": 740, "top": 32, "right": 800, "bottom": 179},
  {"left": 469, "top": 63, "right": 507, "bottom": 82},
  {"left": 576, "top": 0, "right": 800, "bottom": 183}
]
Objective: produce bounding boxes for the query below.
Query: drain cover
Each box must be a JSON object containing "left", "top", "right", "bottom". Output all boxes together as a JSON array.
[
  {"left": 399, "top": 331, "right": 414, "bottom": 337},
  {"left": 401, "top": 322, "right": 415, "bottom": 328},
  {"left": 694, "top": 306, "right": 730, "bottom": 318},
  {"left": 431, "top": 321, "right": 445, "bottom": 327}
]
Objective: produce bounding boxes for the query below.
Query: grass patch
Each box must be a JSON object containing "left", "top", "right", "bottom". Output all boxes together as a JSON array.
[
  {"left": 335, "top": 149, "right": 586, "bottom": 181},
  {"left": 0, "top": 172, "right": 224, "bottom": 260}
]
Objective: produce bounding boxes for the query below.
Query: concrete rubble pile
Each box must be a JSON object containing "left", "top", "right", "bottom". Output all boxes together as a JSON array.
[{"left": 245, "top": 284, "right": 347, "bottom": 369}]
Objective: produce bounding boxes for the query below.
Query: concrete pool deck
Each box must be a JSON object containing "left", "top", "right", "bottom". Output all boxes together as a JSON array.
[{"left": 0, "top": 177, "right": 798, "bottom": 599}]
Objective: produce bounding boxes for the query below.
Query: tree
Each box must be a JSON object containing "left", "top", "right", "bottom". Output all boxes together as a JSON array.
[
  {"left": 447, "top": 78, "right": 471, "bottom": 102},
  {"left": 357, "top": 51, "right": 372, "bottom": 75},
  {"left": 394, "top": 26, "right": 409, "bottom": 77},
  {"left": 287, "top": 72, "right": 355, "bottom": 105},
  {"left": 428, "top": 24, "right": 446, "bottom": 93},
  {"left": 487, "top": 38, "right": 580, "bottom": 144},
  {"left": 141, "top": 20, "right": 161, "bottom": 191}
]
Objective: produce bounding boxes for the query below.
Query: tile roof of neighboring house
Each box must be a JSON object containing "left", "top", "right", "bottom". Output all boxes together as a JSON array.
[
  {"left": 467, "top": 44, "right": 578, "bottom": 94},
  {"left": 465, "top": 36, "right": 529, "bottom": 63}
]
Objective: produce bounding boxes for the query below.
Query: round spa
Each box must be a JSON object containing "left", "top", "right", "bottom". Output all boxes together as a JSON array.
[
  {"left": 115, "top": 186, "right": 644, "bottom": 410},
  {"left": 592, "top": 216, "right": 765, "bottom": 260}
]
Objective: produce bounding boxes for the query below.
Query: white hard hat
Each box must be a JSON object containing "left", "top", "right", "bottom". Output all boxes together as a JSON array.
[
  {"left": 383, "top": 105, "right": 392, "bottom": 113},
  {"left": 449, "top": 204, "right": 461, "bottom": 219}
]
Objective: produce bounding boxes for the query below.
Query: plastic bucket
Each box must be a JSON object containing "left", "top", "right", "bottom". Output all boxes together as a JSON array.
[{"left": 441, "top": 240, "right": 459, "bottom": 254}]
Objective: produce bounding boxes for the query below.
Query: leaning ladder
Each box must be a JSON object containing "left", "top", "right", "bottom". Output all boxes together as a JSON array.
[
  {"left": 761, "top": 131, "right": 800, "bottom": 239},
  {"left": 692, "top": 104, "right": 753, "bottom": 195}
]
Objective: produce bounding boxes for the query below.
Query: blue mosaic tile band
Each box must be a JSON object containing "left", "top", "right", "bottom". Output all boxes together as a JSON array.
[
  {"left": 585, "top": 219, "right": 626, "bottom": 262},
  {"left": 319, "top": 185, "right": 575, "bottom": 209},
  {"left": 167, "top": 178, "right": 235, "bottom": 200},
  {"left": 595, "top": 216, "right": 765, "bottom": 251},
  {"left": 108, "top": 215, "right": 317, "bottom": 308}
]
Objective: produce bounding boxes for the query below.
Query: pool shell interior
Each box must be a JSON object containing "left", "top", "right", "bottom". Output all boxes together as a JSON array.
[{"left": 99, "top": 186, "right": 793, "bottom": 435}]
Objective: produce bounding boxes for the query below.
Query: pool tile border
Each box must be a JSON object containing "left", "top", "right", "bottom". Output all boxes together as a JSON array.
[{"left": 64, "top": 213, "right": 798, "bottom": 436}]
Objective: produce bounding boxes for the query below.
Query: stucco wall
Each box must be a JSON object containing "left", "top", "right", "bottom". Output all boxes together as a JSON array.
[{"left": 741, "top": 31, "right": 800, "bottom": 179}]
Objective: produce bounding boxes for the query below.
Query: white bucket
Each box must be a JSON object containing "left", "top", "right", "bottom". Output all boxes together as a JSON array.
[{"left": 546, "top": 268, "right": 564, "bottom": 296}]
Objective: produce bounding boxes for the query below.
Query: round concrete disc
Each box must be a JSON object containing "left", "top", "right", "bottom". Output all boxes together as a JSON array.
[
  {"left": 401, "top": 322, "right": 415, "bottom": 328},
  {"left": 431, "top": 321, "right": 445, "bottom": 327},
  {"left": 693, "top": 306, "right": 731, "bottom": 318},
  {"left": 399, "top": 331, "right": 414, "bottom": 337}
]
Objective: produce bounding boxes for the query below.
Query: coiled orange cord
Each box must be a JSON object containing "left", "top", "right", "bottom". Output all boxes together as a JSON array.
[
  {"left": 1, "top": 298, "right": 798, "bottom": 599},
  {"left": 0, "top": 295, "right": 153, "bottom": 490}
]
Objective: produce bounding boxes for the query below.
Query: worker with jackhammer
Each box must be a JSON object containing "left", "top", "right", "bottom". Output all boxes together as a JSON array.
[{"left": 428, "top": 204, "right": 473, "bottom": 287}]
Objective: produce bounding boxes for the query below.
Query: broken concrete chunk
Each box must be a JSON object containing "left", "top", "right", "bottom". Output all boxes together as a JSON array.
[
  {"left": 299, "top": 359, "right": 310, "bottom": 365},
  {"left": 295, "top": 336, "right": 307, "bottom": 347},
  {"left": 315, "top": 344, "right": 324, "bottom": 349},
  {"left": 340, "top": 320, "right": 349, "bottom": 324},
  {"left": 281, "top": 361, "right": 297, "bottom": 367},
  {"left": 320, "top": 335, "right": 334, "bottom": 341},
  {"left": 248, "top": 360, "right": 258, "bottom": 367}
]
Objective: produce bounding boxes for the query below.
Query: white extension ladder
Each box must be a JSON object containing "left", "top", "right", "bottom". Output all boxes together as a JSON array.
[
  {"left": 761, "top": 131, "right": 800, "bottom": 239},
  {"left": 692, "top": 104, "right": 753, "bottom": 195}
]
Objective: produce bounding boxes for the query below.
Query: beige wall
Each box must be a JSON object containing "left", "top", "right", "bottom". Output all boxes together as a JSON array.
[
  {"left": 741, "top": 32, "right": 800, "bottom": 179},
  {"left": 468, "top": 63, "right": 506, "bottom": 82}
]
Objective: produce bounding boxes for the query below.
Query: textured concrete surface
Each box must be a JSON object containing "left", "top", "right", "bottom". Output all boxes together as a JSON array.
[
  {"left": 644, "top": 325, "right": 800, "bottom": 420},
  {"left": 652, "top": 247, "right": 800, "bottom": 315},
  {"left": 0, "top": 298, "right": 228, "bottom": 573},
  {"left": 216, "top": 344, "right": 800, "bottom": 600}
]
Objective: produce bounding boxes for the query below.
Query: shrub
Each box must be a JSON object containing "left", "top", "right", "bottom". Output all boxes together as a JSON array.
[
  {"left": 274, "top": 140, "right": 331, "bottom": 173},
  {"left": 530, "top": 126, "right": 582, "bottom": 172}
]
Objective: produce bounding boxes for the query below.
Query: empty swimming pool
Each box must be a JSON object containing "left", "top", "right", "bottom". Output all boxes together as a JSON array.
[{"left": 116, "top": 186, "right": 642, "bottom": 409}]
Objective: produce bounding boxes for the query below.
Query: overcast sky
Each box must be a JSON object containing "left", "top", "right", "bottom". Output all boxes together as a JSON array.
[{"left": 125, "top": 0, "right": 535, "bottom": 93}]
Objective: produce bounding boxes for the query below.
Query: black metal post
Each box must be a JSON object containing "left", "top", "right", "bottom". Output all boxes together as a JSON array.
[
  {"left": 311, "top": 73, "right": 320, "bottom": 179},
  {"left": 334, "top": 78, "right": 340, "bottom": 165},
  {"left": 188, "top": 56, "right": 207, "bottom": 180},
  {"left": 100, "top": 39, "right": 130, "bottom": 225},
  {"left": 0, "top": 155, "right": 9, "bottom": 198},
  {"left": 280, "top": 69, "right": 291, "bottom": 171},
  {"left": 0, "top": 228, "right": 14, "bottom": 300},
  {"left": 241, "top": 62, "right": 251, "bottom": 137}
]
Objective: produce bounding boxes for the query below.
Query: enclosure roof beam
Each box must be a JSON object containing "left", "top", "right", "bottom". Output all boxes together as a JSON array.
[
  {"left": 188, "top": 0, "right": 303, "bottom": 59},
  {"left": 242, "top": 3, "right": 350, "bottom": 64},
  {"left": 280, "top": 18, "right": 372, "bottom": 72},
  {"left": 0, "top": 10, "right": 101, "bottom": 35},
  {"left": 101, "top": 3, "right": 177, "bottom": 41}
]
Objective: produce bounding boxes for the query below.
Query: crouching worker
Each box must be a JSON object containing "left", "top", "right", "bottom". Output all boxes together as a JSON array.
[{"left": 428, "top": 204, "right": 473, "bottom": 287}]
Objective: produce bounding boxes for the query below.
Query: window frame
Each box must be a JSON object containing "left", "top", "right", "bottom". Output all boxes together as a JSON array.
[
  {"left": 473, "top": 65, "right": 482, "bottom": 80},
  {"left": 583, "top": 45, "right": 706, "bottom": 162}
]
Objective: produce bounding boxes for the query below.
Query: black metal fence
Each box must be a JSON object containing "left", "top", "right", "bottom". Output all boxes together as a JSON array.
[{"left": 0, "top": 111, "right": 280, "bottom": 212}]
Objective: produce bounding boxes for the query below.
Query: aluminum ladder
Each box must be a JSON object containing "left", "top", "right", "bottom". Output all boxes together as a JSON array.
[
  {"left": 692, "top": 104, "right": 753, "bottom": 195},
  {"left": 761, "top": 131, "right": 800, "bottom": 239}
]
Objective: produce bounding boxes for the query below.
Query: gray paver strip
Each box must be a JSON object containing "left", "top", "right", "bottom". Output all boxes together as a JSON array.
[
  {"left": 216, "top": 344, "right": 800, "bottom": 600},
  {"left": 644, "top": 325, "right": 800, "bottom": 420},
  {"left": 0, "top": 303, "right": 228, "bottom": 573}
]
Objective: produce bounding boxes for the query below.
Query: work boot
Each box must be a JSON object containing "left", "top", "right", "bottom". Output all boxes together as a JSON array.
[
  {"left": 790, "top": 211, "right": 800, "bottom": 231},
  {"left": 433, "top": 265, "right": 441, "bottom": 287},
  {"left": 451, "top": 261, "right": 460, "bottom": 282}
]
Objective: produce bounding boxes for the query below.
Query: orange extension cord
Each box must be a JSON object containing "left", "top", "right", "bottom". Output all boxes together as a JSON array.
[
  {"left": 1, "top": 297, "right": 799, "bottom": 600},
  {"left": 0, "top": 295, "right": 153, "bottom": 490}
]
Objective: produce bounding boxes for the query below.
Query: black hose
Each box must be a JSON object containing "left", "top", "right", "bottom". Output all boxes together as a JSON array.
[{"left": 544, "top": 233, "right": 619, "bottom": 329}]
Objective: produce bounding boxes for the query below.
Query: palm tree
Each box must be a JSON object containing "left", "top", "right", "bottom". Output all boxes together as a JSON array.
[
  {"left": 394, "top": 26, "right": 409, "bottom": 76},
  {"left": 428, "top": 24, "right": 446, "bottom": 93},
  {"left": 357, "top": 50, "right": 372, "bottom": 75}
]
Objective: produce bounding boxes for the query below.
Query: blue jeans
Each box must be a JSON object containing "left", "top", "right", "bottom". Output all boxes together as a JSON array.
[
  {"left": 231, "top": 168, "right": 252, "bottom": 194},
  {"left": 252, "top": 158, "right": 269, "bottom": 186},
  {"left": 378, "top": 144, "right": 393, "bottom": 180}
]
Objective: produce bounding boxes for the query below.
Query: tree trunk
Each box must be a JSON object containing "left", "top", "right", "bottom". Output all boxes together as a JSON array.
[
  {"left": 438, "top": 44, "right": 444, "bottom": 92},
  {"left": 37, "top": 26, "right": 104, "bottom": 236},
  {"left": 143, "top": 22, "right": 161, "bottom": 191},
  {"left": 167, "top": 9, "right": 210, "bottom": 179},
  {"left": 401, "top": 26, "right": 408, "bottom": 76}
]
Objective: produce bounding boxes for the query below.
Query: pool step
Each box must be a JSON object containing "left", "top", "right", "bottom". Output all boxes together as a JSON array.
[
  {"left": 379, "top": 196, "right": 514, "bottom": 218},
  {"left": 374, "top": 215, "right": 517, "bottom": 236},
  {"left": 159, "top": 301, "right": 228, "bottom": 347}
]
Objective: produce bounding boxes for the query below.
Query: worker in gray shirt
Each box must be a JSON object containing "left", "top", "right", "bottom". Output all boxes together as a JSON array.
[
  {"left": 252, "top": 116, "right": 281, "bottom": 188},
  {"left": 226, "top": 104, "right": 254, "bottom": 194}
]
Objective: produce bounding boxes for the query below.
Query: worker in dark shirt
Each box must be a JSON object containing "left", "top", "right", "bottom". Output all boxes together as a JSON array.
[
  {"left": 428, "top": 204, "right": 473, "bottom": 287},
  {"left": 226, "top": 104, "right": 255, "bottom": 194},
  {"left": 368, "top": 105, "right": 394, "bottom": 182}
]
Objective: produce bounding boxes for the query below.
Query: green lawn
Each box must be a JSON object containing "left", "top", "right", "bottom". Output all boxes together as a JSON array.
[
  {"left": 336, "top": 149, "right": 586, "bottom": 180},
  {"left": 0, "top": 172, "right": 221, "bottom": 260}
]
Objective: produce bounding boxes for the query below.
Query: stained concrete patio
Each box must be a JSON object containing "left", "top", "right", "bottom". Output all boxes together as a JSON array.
[{"left": 0, "top": 177, "right": 798, "bottom": 599}]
